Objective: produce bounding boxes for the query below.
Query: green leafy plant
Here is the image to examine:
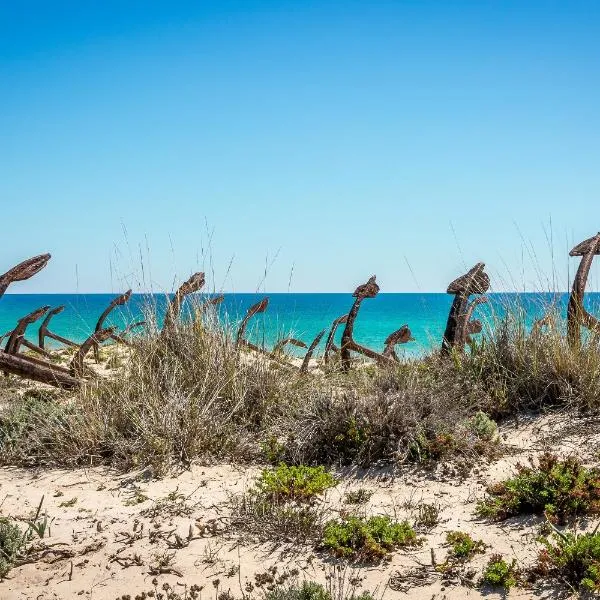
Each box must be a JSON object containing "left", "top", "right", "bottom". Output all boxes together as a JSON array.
[
  {"left": 476, "top": 453, "right": 600, "bottom": 523},
  {"left": 536, "top": 523, "right": 600, "bottom": 593},
  {"left": 322, "top": 515, "right": 420, "bottom": 562},
  {"left": 481, "top": 554, "right": 518, "bottom": 590},
  {"left": 466, "top": 411, "right": 498, "bottom": 441},
  {"left": 255, "top": 464, "right": 338, "bottom": 503},
  {"left": 0, "top": 518, "right": 23, "bottom": 578}
]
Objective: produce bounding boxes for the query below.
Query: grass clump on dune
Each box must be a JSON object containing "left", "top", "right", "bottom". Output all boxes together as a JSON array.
[
  {"left": 264, "top": 580, "right": 374, "bottom": 600},
  {"left": 230, "top": 465, "right": 334, "bottom": 544},
  {"left": 444, "top": 531, "right": 486, "bottom": 561}
]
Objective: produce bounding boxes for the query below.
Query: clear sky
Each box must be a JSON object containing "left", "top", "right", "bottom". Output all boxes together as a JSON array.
[{"left": 1, "top": 1, "right": 599, "bottom": 294}]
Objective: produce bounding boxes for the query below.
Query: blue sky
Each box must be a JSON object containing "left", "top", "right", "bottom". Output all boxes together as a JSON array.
[{"left": 1, "top": 1, "right": 599, "bottom": 293}]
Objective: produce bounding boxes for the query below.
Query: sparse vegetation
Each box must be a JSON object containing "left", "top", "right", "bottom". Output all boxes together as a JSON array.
[
  {"left": 444, "top": 531, "right": 486, "bottom": 561},
  {"left": 476, "top": 453, "right": 600, "bottom": 523},
  {"left": 413, "top": 502, "right": 441, "bottom": 530},
  {"left": 264, "top": 580, "right": 374, "bottom": 600},
  {"left": 343, "top": 489, "right": 373, "bottom": 505},
  {"left": 321, "top": 515, "right": 420, "bottom": 562},
  {"left": 230, "top": 492, "right": 325, "bottom": 544}
]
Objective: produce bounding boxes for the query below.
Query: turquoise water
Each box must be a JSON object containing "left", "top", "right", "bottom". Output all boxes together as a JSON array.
[{"left": 1, "top": 293, "right": 599, "bottom": 356}]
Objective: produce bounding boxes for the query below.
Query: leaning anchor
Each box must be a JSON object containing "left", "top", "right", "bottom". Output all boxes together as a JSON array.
[{"left": 567, "top": 232, "right": 600, "bottom": 349}]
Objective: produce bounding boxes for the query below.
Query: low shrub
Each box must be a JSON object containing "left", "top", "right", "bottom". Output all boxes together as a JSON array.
[
  {"left": 322, "top": 515, "right": 420, "bottom": 562},
  {"left": 230, "top": 494, "right": 324, "bottom": 544},
  {"left": 255, "top": 465, "right": 337, "bottom": 503},
  {"left": 476, "top": 453, "right": 600, "bottom": 523},
  {"left": 536, "top": 527, "right": 600, "bottom": 593},
  {"left": 414, "top": 502, "right": 441, "bottom": 530},
  {"left": 480, "top": 554, "right": 518, "bottom": 590}
]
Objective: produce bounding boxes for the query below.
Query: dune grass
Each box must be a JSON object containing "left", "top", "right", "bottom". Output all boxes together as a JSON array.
[{"left": 0, "top": 307, "right": 599, "bottom": 474}]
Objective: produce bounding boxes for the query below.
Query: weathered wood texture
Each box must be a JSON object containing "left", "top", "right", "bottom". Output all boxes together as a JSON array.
[{"left": 0, "top": 351, "right": 80, "bottom": 389}]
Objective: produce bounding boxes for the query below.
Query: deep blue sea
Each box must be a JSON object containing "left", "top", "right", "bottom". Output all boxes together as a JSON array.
[{"left": 1, "top": 293, "right": 599, "bottom": 357}]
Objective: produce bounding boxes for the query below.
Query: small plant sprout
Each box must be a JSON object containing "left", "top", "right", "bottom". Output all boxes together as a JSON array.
[{"left": 414, "top": 502, "right": 441, "bottom": 530}]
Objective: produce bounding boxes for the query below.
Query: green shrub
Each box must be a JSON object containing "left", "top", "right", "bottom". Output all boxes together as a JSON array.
[
  {"left": 445, "top": 531, "right": 486, "bottom": 561},
  {"left": 476, "top": 453, "right": 600, "bottom": 523},
  {"left": 536, "top": 527, "right": 600, "bottom": 592},
  {"left": 481, "top": 554, "right": 518, "bottom": 590},
  {"left": 466, "top": 411, "right": 498, "bottom": 441},
  {"left": 322, "top": 515, "right": 419, "bottom": 562},
  {"left": 0, "top": 518, "right": 23, "bottom": 578},
  {"left": 256, "top": 465, "right": 337, "bottom": 503}
]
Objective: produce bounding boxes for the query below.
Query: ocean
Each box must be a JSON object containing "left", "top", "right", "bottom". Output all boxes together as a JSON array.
[{"left": 1, "top": 292, "right": 599, "bottom": 356}]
